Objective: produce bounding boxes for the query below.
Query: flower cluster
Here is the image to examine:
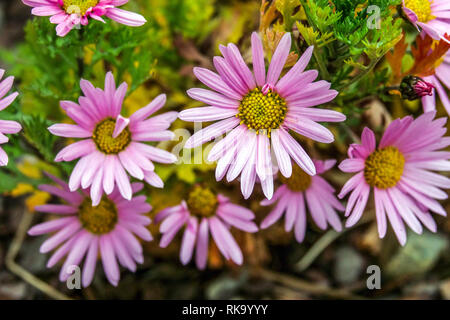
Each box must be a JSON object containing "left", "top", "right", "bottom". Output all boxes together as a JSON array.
[{"left": 1, "top": 1, "right": 449, "bottom": 290}]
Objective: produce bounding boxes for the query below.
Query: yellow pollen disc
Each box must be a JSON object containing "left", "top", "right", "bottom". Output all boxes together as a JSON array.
[
  {"left": 63, "top": 0, "right": 99, "bottom": 15},
  {"left": 78, "top": 197, "right": 118, "bottom": 234},
  {"left": 364, "top": 146, "right": 405, "bottom": 189},
  {"left": 186, "top": 186, "right": 218, "bottom": 218},
  {"left": 404, "top": 0, "right": 435, "bottom": 23},
  {"left": 279, "top": 164, "right": 312, "bottom": 192},
  {"left": 237, "top": 88, "right": 287, "bottom": 137},
  {"left": 93, "top": 118, "right": 131, "bottom": 154}
]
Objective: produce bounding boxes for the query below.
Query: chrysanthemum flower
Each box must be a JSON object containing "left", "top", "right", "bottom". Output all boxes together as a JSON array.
[
  {"left": 154, "top": 186, "right": 258, "bottom": 269},
  {"left": 402, "top": 0, "right": 450, "bottom": 43},
  {"left": 28, "top": 173, "right": 152, "bottom": 287},
  {"left": 49, "top": 72, "right": 177, "bottom": 205},
  {"left": 260, "top": 160, "right": 344, "bottom": 243},
  {"left": 0, "top": 69, "right": 21, "bottom": 166},
  {"left": 180, "top": 32, "right": 344, "bottom": 200},
  {"left": 22, "top": 0, "right": 146, "bottom": 37},
  {"left": 422, "top": 51, "right": 450, "bottom": 114},
  {"left": 338, "top": 112, "right": 450, "bottom": 245}
]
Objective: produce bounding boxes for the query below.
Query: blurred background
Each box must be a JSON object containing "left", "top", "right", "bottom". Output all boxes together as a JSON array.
[{"left": 0, "top": 0, "right": 449, "bottom": 300}]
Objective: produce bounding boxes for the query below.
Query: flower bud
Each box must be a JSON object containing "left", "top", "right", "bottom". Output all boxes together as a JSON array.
[{"left": 400, "top": 76, "right": 434, "bottom": 101}]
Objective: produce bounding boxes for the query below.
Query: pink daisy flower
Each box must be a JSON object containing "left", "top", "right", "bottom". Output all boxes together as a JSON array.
[
  {"left": 422, "top": 51, "right": 450, "bottom": 114},
  {"left": 260, "top": 160, "right": 344, "bottom": 243},
  {"left": 402, "top": 0, "right": 450, "bottom": 43},
  {"left": 28, "top": 173, "right": 152, "bottom": 287},
  {"left": 338, "top": 112, "right": 450, "bottom": 246},
  {"left": 48, "top": 72, "right": 177, "bottom": 206},
  {"left": 154, "top": 186, "right": 258, "bottom": 269},
  {"left": 0, "top": 69, "right": 21, "bottom": 166},
  {"left": 180, "top": 32, "right": 344, "bottom": 200},
  {"left": 22, "top": 0, "right": 146, "bottom": 37}
]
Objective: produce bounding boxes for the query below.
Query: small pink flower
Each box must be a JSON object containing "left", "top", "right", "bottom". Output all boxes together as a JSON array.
[
  {"left": 154, "top": 186, "right": 258, "bottom": 269},
  {"left": 180, "top": 32, "right": 344, "bottom": 201},
  {"left": 260, "top": 160, "right": 344, "bottom": 243},
  {"left": 338, "top": 112, "right": 450, "bottom": 246},
  {"left": 22, "top": 0, "right": 146, "bottom": 37},
  {"left": 49, "top": 72, "right": 177, "bottom": 206},
  {"left": 402, "top": 0, "right": 450, "bottom": 43},
  {"left": 28, "top": 173, "right": 152, "bottom": 287},
  {"left": 0, "top": 69, "right": 21, "bottom": 166},
  {"left": 422, "top": 51, "right": 450, "bottom": 114}
]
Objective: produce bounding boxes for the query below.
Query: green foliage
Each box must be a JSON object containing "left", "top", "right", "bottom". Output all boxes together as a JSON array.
[
  {"left": 21, "top": 115, "right": 59, "bottom": 164},
  {"left": 289, "top": 0, "right": 404, "bottom": 120},
  {"left": 162, "top": 0, "right": 217, "bottom": 40},
  {"left": 0, "top": 17, "right": 159, "bottom": 119}
]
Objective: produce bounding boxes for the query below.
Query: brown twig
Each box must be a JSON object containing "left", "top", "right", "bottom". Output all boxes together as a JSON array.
[
  {"left": 5, "top": 210, "right": 71, "bottom": 300},
  {"left": 253, "top": 267, "right": 366, "bottom": 300}
]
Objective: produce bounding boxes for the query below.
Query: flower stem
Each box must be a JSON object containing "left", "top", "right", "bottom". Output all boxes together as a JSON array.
[{"left": 338, "top": 57, "right": 381, "bottom": 91}]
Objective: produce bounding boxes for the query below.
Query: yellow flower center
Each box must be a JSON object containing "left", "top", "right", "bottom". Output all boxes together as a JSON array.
[
  {"left": 186, "top": 186, "right": 218, "bottom": 218},
  {"left": 92, "top": 118, "right": 131, "bottom": 154},
  {"left": 237, "top": 88, "right": 287, "bottom": 137},
  {"left": 364, "top": 147, "right": 405, "bottom": 189},
  {"left": 404, "top": 0, "right": 435, "bottom": 23},
  {"left": 78, "top": 197, "right": 118, "bottom": 234},
  {"left": 279, "top": 164, "right": 312, "bottom": 192},
  {"left": 62, "top": 0, "right": 99, "bottom": 15}
]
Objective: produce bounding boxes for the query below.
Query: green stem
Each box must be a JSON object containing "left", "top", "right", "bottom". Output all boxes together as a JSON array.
[
  {"left": 295, "top": 230, "right": 340, "bottom": 272},
  {"left": 313, "top": 49, "right": 330, "bottom": 80},
  {"left": 299, "top": 0, "right": 330, "bottom": 80},
  {"left": 299, "top": 0, "right": 318, "bottom": 31},
  {"left": 337, "top": 57, "right": 381, "bottom": 91}
]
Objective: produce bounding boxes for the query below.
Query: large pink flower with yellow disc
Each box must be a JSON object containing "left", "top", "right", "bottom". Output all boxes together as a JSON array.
[
  {"left": 339, "top": 112, "right": 450, "bottom": 245},
  {"left": 403, "top": 0, "right": 450, "bottom": 43},
  {"left": 180, "top": 32, "right": 345, "bottom": 201},
  {"left": 49, "top": 72, "right": 177, "bottom": 206}
]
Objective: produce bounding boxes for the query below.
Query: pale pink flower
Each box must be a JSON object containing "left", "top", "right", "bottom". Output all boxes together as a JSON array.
[
  {"left": 403, "top": 0, "right": 450, "bottom": 43},
  {"left": 422, "top": 51, "right": 450, "bottom": 114},
  {"left": 260, "top": 160, "right": 344, "bottom": 243},
  {"left": 28, "top": 173, "right": 152, "bottom": 287},
  {"left": 49, "top": 72, "right": 177, "bottom": 205},
  {"left": 180, "top": 32, "right": 344, "bottom": 200},
  {"left": 338, "top": 112, "right": 450, "bottom": 245},
  {"left": 154, "top": 186, "right": 258, "bottom": 269},
  {"left": 0, "top": 69, "right": 21, "bottom": 166},
  {"left": 22, "top": 0, "right": 146, "bottom": 37}
]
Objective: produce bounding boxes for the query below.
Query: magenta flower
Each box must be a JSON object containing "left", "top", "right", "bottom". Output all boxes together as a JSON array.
[
  {"left": 260, "top": 160, "right": 344, "bottom": 243},
  {"left": 402, "top": 0, "right": 450, "bottom": 43},
  {"left": 49, "top": 72, "right": 177, "bottom": 206},
  {"left": 180, "top": 32, "right": 344, "bottom": 200},
  {"left": 0, "top": 69, "right": 21, "bottom": 166},
  {"left": 422, "top": 51, "right": 450, "bottom": 114},
  {"left": 22, "top": 0, "right": 146, "bottom": 37},
  {"left": 338, "top": 112, "right": 450, "bottom": 245},
  {"left": 28, "top": 173, "right": 152, "bottom": 287},
  {"left": 154, "top": 186, "right": 258, "bottom": 269}
]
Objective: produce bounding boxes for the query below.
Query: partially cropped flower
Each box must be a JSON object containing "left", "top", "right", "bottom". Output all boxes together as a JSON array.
[
  {"left": 28, "top": 173, "right": 152, "bottom": 287},
  {"left": 49, "top": 72, "right": 177, "bottom": 205},
  {"left": 180, "top": 32, "right": 344, "bottom": 200},
  {"left": 400, "top": 75, "right": 434, "bottom": 100},
  {"left": 403, "top": 0, "right": 450, "bottom": 43},
  {"left": 339, "top": 112, "right": 450, "bottom": 245},
  {"left": 422, "top": 51, "right": 450, "bottom": 114},
  {"left": 22, "top": 0, "right": 146, "bottom": 37},
  {"left": 154, "top": 186, "right": 258, "bottom": 269},
  {"left": 0, "top": 69, "right": 21, "bottom": 166},
  {"left": 260, "top": 160, "right": 344, "bottom": 242}
]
